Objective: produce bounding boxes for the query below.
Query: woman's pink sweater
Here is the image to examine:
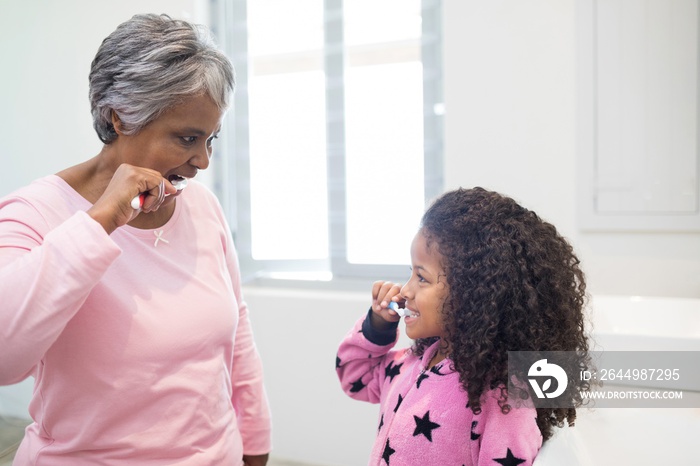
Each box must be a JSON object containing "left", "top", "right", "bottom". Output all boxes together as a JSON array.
[{"left": 0, "top": 176, "right": 271, "bottom": 465}]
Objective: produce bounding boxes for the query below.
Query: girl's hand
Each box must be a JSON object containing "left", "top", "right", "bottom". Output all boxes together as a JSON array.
[
  {"left": 88, "top": 163, "right": 176, "bottom": 234},
  {"left": 370, "top": 280, "right": 404, "bottom": 329}
]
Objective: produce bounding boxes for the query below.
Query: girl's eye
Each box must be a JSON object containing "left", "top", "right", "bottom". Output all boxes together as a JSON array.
[
  {"left": 206, "top": 134, "right": 219, "bottom": 146},
  {"left": 409, "top": 267, "right": 427, "bottom": 283},
  {"left": 181, "top": 136, "right": 197, "bottom": 145}
]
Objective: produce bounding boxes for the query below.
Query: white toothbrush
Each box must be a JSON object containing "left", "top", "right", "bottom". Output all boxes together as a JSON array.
[
  {"left": 388, "top": 301, "right": 416, "bottom": 317},
  {"left": 130, "top": 177, "right": 188, "bottom": 210}
]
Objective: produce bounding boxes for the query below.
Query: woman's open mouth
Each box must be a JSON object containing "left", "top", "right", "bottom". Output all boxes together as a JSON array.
[{"left": 167, "top": 174, "right": 189, "bottom": 191}]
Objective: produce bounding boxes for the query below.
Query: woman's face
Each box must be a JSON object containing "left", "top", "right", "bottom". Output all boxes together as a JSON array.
[
  {"left": 115, "top": 93, "right": 224, "bottom": 204},
  {"left": 400, "top": 230, "right": 449, "bottom": 341}
]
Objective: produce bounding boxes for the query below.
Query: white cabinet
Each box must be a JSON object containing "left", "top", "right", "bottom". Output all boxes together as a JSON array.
[{"left": 577, "top": 0, "right": 700, "bottom": 230}]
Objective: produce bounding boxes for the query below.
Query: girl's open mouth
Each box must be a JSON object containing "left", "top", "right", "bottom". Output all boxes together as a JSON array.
[{"left": 403, "top": 309, "right": 419, "bottom": 323}]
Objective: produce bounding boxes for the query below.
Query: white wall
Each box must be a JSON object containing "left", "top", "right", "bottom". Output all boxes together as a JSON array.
[{"left": 1, "top": 1, "right": 699, "bottom": 465}]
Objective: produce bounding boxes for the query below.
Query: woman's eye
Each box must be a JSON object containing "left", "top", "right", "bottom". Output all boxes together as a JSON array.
[
  {"left": 206, "top": 134, "right": 219, "bottom": 146},
  {"left": 181, "top": 136, "right": 197, "bottom": 144}
]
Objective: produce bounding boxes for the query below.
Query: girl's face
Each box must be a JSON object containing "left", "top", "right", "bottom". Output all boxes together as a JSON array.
[{"left": 400, "top": 230, "right": 449, "bottom": 341}]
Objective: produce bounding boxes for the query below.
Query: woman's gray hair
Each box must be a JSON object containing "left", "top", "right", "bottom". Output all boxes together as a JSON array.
[{"left": 89, "top": 13, "right": 235, "bottom": 144}]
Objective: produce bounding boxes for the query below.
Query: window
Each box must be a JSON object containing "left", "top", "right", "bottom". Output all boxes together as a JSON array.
[{"left": 210, "top": 0, "right": 443, "bottom": 281}]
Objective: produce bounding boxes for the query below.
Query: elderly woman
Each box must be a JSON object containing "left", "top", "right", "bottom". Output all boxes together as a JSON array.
[{"left": 0, "top": 14, "right": 271, "bottom": 466}]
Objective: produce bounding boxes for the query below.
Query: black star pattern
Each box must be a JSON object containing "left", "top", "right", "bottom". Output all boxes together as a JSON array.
[
  {"left": 429, "top": 363, "right": 447, "bottom": 376},
  {"left": 416, "top": 371, "right": 429, "bottom": 388},
  {"left": 385, "top": 361, "right": 403, "bottom": 382},
  {"left": 336, "top": 356, "right": 341, "bottom": 368},
  {"left": 393, "top": 394, "right": 404, "bottom": 412},
  {"left": 470, "top": 420, "right": 480, "bottom": 440},
  {"left": 412, "top": 410, "right": 441, "bottom": 442},
  {"left": 349, "top": 377, "right": 366, "bottom": 393},
  {"left": 382, "top": 438, "right": 395, "bottom": 465},
  {"left": 378, "top": 413, "right": 384, "bottom": 432},
  {"left": 493, "top": 448, "right": 526, "bottom": 466}
]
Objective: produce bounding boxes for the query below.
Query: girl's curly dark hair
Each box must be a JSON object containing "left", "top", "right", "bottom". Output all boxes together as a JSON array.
[{"left": 413, "top": 187, "right": 591, "bottom": 442}]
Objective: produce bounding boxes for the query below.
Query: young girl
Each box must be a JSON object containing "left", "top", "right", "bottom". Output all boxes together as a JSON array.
[{"left": 336, "top": 187, "right": 590, "bottom": 465}]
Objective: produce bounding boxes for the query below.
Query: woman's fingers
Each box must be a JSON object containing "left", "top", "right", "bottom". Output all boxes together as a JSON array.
[
  {"left": 91, "top": 164, "right": 170, "bottom": 228},
  {"left": 140, "top": 178, "right": 167, "bottom": 212},
  {"left": 131, "top": 169, "right": 175, "bottom": 213}
]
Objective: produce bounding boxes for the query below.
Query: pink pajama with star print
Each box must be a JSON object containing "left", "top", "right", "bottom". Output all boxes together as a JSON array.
[{"left": 336, "top": 312, "right": 542, "bottom": 465}]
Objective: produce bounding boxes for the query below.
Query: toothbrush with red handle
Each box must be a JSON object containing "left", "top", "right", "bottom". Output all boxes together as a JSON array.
[{"left": 130, "top": 177, "right": 188, "bottom": 210}]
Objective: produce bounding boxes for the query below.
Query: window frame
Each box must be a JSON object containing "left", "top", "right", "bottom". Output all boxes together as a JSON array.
[{"left": 210, "top": 0, "right": 444, "bottom": 282}]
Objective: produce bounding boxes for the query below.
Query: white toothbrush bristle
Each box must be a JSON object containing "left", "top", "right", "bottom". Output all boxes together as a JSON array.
[
  {"left": 388, "top": 302, "right": 415, "bottom": 317},
  {"left": 172, "top": 178, "right": 188, "bottom": 191}
]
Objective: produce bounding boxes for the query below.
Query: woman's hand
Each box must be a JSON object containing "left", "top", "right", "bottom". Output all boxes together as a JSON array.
[
  {"left": 87, "top": 163, "right": 176, "bottom": 234},
  {"left": 370, "top": 280, "right": 404, "bottom": 330},
  {"left": 243, "top": 453, "right": 269, "bottom": 466}
]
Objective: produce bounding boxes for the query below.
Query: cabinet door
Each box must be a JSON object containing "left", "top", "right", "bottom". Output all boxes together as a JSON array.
[{"left": 577, "top": 0, "right": 700, "bottom": 231}]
